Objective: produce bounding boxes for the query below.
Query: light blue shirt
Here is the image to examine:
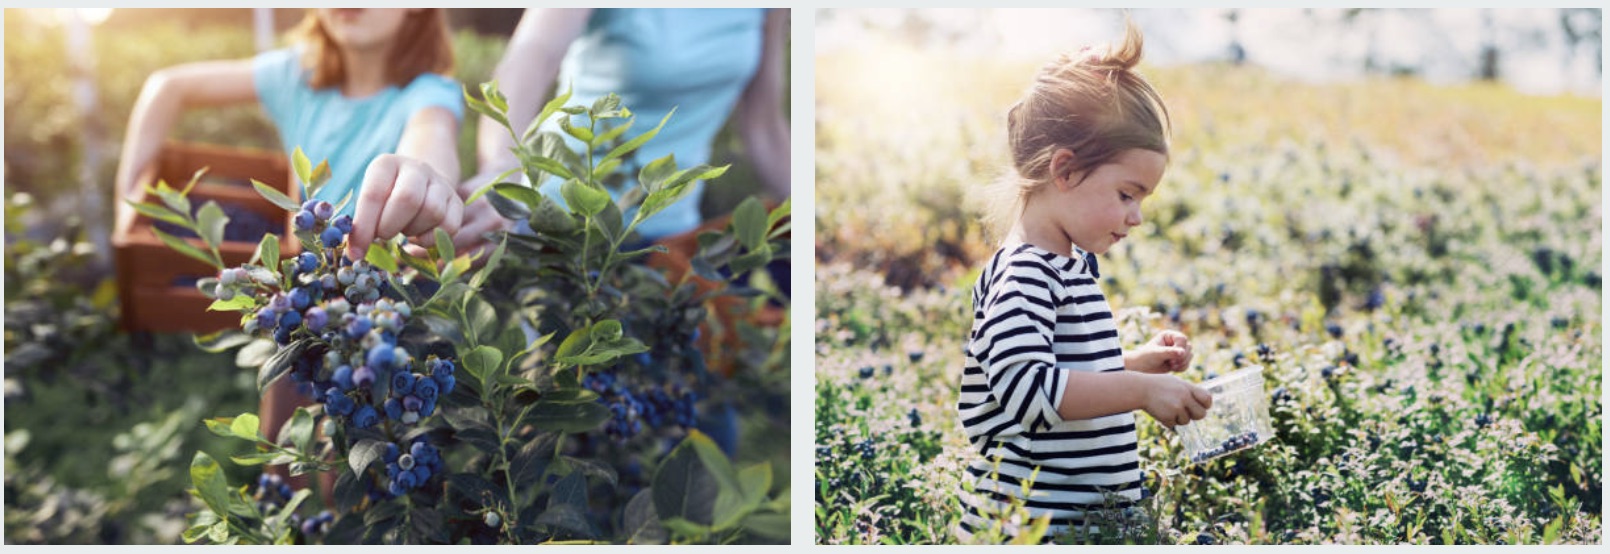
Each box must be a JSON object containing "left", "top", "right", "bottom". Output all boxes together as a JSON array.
[
  {"left": 537, "top": 8, "right": 766, "bottom": 240},
  {"left": 253, "top": 48, "right": 465, "bottom": 214}
]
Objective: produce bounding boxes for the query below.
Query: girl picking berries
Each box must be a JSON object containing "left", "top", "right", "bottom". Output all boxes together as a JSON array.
[
  {"left": 113, "top": 8, "right": 466, "bottom": 499},
  {"left": 957, "top": 19, "right": 1212, "bottom": 543}
]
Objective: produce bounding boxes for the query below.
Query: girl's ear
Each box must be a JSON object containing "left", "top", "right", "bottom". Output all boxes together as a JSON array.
[{"left": 1050, "top": 148, "right": 1078, "bottom": 190}]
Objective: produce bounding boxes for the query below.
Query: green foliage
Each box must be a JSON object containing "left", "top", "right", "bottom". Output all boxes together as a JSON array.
[{"left": 169, "top": 89, "right": 788, "bottom": 545}]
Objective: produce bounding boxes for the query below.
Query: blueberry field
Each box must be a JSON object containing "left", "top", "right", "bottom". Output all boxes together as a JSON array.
[{"left": 814, "top": 39, "right": 1602, "bottom": 544}]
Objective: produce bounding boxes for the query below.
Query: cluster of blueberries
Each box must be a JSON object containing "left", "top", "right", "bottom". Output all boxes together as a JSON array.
[
  {"left": 582, "top": 367, "right": 699, "bottom": 441},
  {"left": 1190, "top": 431, "right": 1262, "bottom": 464},
  {"left": 252, "top": 473, "right": 334, "bottom": 539},
  {"left": 381, "top": 438, "right": 445, "bottom": 496},
  {"left": 220, "top": 199, "right": 453, "bottom": 500}
]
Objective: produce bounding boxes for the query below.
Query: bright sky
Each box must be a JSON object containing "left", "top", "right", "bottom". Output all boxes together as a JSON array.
[{"left": 817, "top": 8, "right": 1602, "bottom": 97}]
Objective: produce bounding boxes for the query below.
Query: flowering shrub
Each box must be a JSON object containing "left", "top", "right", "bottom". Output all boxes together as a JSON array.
[{"left": 137, "top": 84, "right": 789, "bottom": 544}]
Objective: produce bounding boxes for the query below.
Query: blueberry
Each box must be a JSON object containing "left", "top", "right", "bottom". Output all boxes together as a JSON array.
[
  {"left": 332, "top": 214, "right": 353, "bottom": 234},
  {"left": 1325, "top": 323, "right": 1343, "bottom": 339},
  {"left": 484, "top": 511, "right": 501, "bottom": 528},
  {"left": 312, "top": 201, "right": 334, "bottom": 221},
  {"left": 298, "top": 252, "right": 320, "bottom": 274},
  {"left": 294, "top": 210, "right": 315, "bottom": 231},
  {"left": 279, "top": 310, "right": 302, "bottom": 331},
  {"left": 390, "top": 368, "right": 415, "bottom": 395},
  {"left": 908, "top": 350, "right": 924, "bottom": 363},
  {"left": 414, "top": 376, "right": 439, "bottom": 401},
  {"left": 403, "top": 395, "right": 423, "bottom": 413},
  {"left": 320, "top": 226, "right": 344, "bottom": 249},
  {"left": 858, "top": 366, "right": 875, "bottom": 379},
  {"left": 352, "top": 405, "right": 379, "bottom": 428},
  {"left": 304, "top": 307, "right": 328, "bottom": 332},
  {"left": 331, "top": 364, "right": 354, "bottom": 390},
  {"left": 352, "top": 365, "right": 376, "bottom": 389}
]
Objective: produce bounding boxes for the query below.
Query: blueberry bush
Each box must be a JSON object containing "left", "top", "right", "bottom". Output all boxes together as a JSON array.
[
  {"left": 814, "top": 43, "right": 1600, "bottom": 544},
  {"left": 135, "top": 85, "right": 790, "bottom": 545}
]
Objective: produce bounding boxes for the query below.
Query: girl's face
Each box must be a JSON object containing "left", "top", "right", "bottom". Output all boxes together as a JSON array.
[
  {"left": 316, "top": 9, "right": 416, "bottom": 53},
  {"left": 1035, "top": 148, "right": 1167, "bottom": 255}
]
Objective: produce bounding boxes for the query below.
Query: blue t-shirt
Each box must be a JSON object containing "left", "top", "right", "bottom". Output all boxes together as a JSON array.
[
  {"left": 253, "top": 48, "right": 465, "bottom": 214},
  {"left": 537, "top": 8, "right": 766, "bottom": 240}
]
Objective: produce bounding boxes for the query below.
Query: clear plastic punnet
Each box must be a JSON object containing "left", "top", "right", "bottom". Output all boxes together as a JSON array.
[{"left": 1175, "top": 366, "right": 1275, "bottom": 464}]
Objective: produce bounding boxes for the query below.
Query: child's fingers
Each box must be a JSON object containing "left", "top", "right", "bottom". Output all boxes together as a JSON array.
[{"left": 347, "top": 155, "right": 402, "bottom": 260}]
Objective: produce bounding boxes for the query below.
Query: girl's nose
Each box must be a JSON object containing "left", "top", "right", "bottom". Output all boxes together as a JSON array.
[{"left": 1126, "top": 206, "right": 1143, "bottom": 227}]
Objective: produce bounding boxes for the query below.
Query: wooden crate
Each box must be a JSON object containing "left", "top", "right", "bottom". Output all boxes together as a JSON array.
[{"left": 112, "top": 142, "right": 300, "bottom": 334}]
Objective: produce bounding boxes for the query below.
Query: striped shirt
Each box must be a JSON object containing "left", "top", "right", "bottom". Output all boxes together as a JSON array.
[{"left": 957, "top": 243, "right": 1141, "bottom": 542}]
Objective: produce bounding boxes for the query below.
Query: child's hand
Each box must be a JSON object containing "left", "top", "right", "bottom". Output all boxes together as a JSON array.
[
  {"left": 346, "top": 154, "right": 464, "bottom": 261},
  {"left": 1141, "top": 374, "right": 1213, "bottom": 429},
  {"left": 1126, "top": 330, "right": 1194, "bottom": 374}
]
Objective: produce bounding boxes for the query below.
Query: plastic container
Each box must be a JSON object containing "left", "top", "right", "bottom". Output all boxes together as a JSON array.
[{"left": 1176, "top": 366, "right": 1275, "bottom": 464}]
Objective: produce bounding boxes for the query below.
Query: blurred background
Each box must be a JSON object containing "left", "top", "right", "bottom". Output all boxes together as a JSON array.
[
  {"left": 814, "top": 8, "right": 1601, "bottom": 545},
  {"left": 2, "top": 8, "right": 787, "bottom": 544}
]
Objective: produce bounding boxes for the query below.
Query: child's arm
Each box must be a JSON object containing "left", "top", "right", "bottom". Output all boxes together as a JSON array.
[
  {"left": 1058, "top": 370, "right": 1211, "bottom": 428},
  {"left": 113, "top": 60, "right": 257, "bottom": 218},
  {"left": 731, "top": 8, "right": 790, "bottom": 200}
]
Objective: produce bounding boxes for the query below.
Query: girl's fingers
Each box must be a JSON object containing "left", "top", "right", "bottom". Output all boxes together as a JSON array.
[
  {"left": 348, "top": 155, "right": 402, "bottom": 259},
  {"left": 376, "top": 162, "right": 430, "bottom": 241}
]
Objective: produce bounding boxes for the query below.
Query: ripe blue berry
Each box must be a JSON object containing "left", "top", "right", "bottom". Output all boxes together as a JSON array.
[
  {"left": 414, "top": 375, "right": 439, "bottom": 401},
  {"left": 390, "top": 369, "right": 415, "bottom": 396},
  {"left": 320, "top": 227, "right": 345, "bottom": 249},
  {"left": 352, "top": 365, "right": 377, "bottom": 389},
  {"left": 331, "top": 364, "right": 354, "bottom": 391},
  {"left": 279, "top": 310, "right": 302, "bottom": 331},
  {"left": 311, "top": 201, "right": 334, "bottom": 221},
  {"left": 294, "top": 210, "right": 315, "bottom": 231},
  {"left": 352, "top": 405, "right": 379, "bottom": 428},
  {"left": 370, "top": 344, "right": 397, "bottom": 372},
  {"left": 332, "top": 214, "right": 353, "bottom": 234},
  {"left": 304, "top": 307, "right": 328, "bottom": 332},
  {"left": 298, "top": 252, "right": 319, "bottom": 274},
  {"left": 384, "top": 398, "right": 403, "bottom": 421}
]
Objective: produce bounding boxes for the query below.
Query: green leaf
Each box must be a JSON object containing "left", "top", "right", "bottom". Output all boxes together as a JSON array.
[
  {"left": 535, "top": 504, "right": 593, "bottom": 538},
  {"left": 652, "top": 430, "right": 734, "bottom": 527},
  {"left": 291, "top": 148, "right": 312, "bottom": 187},
  {"left": 152, "top": 227, "right": 221, "bottom": 270},
  {"left": 554, "top": 327, "right": 591, "bottom": 363},
  {"left": 229, "top": 451, "right": 292, "bottom": 466},
  {"left": 204, "top": 417, "right": 237, "bottom": 439},
  {"left": 520, "top": 150, "right": 576, "bottom": 182},
  {"left": 558, "top": 115, "right": 595, "bottom": 144},
  {"left": 509, "top": 435, "right": 555, "bottom": 491},
  {"left": 522, "top": 401, "right": 611, "bottom": 433},
  {"left": 589, "top": 320, "right": 623, "bottom": 343},
  {"left": 623, "top": 488, "right": 667, "bottom": 544},
  {"left": 207, "top": 294, "right": 258, "bottom": 313},
  {"left": 637, "top": 154, "right": 678, "bottom": 192},
  {"left": 731, "top": 197, "right": 767, "bottom": 251},
  {"left": 365, "top": 241, "right": 399, "bottom": 274},
  {"left": 470, "top": 237, "right": 508, "bottom": 290},
  {"left": 524, "top": 83, "right": 574, "bottom": 142},
  {"left": 433, "top": 227, "right": 455, "bottom": 268},
  {"left": 480, "top": 81, "right": 508, "bottom": 114},
  {"left": 308, "top": 160, "right": 332, "bottom": 191},
  {"left": 590, "top": 94, "right": 622, "bottom": 119},
  {"left": 465, "top": 295, "right": 499, "bottom": 345},
  {"left": 462, "top": 345, "right": 504, "bottom": 386},
  {"left": 252, "top": 233, "right": 280, "bottom": 267},
  {"left": 594, "top": 117, "right": 634, "bottom": 150},
  {"left": 766, "top": 197, "right": 791, "bottom": 228},
  {"left": 538, "top": 388, "right": 599, "bottom": 405},
  {"left": 549, "top": 470, "right": 589, "bottom": 510},
  {"left": 465, "top": 87, "right": 510, "bottom": 133},
  {"left": 127, "top": 200, "right": 189, "bottom": 227},
  {"left": 730, "top": 245, "right": 773, "bottom": 276},
  {"left": 738, "top": 462, "right": 772, "bottom": 506},
  {"left": 230, "top": 413, "right": 262, "bottom": 441},
  {"left": 281, "top": 408, "right": 315, "bottom": 452},
  {"left": 189, "top": 452, "right": 233, "bottom": 525},
  {"left": 193, "top": 330, "right": 253, "bottom": 353},
  {"left": 348, "top": 439, "right": 387, "bottom": 473},
  {"left": 743, "top": 513, "right": 791, "bottom": 541},
  {"left": 252, "top": 179, "right": 302, "bottom": 212},
  {"left": 493, "top": 182, "right": 544, "bottom": 210},
  {"left": 602, "top": 108, "right": 675, "bottom": 166},
  {"left": 562, "top": 179, "right": 610, "bottom": 217},
  {"left": 257, "top": 338, "right": 313, "bottom": 391}
]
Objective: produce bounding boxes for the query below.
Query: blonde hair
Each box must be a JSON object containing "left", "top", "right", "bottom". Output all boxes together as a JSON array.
[
  {"left": 983, "top": 17, "right": 1173, "bottom": 241},
  {"left": 291, "top": 9, "right": 455, "bottom": 91}
]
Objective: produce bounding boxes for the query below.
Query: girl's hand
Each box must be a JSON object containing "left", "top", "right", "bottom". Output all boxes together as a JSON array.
[
  {"left": 1141, "top": 374, "right": 1213, "bottom": 429},
  {"left": 346, "top": 154, "right": 464, "bottom": 261},
  {"left": 1126, "top": 330, "right": 1194, "bottom": 374}
]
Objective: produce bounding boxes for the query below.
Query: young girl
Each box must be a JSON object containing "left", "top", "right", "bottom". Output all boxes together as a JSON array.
[
  {"left": 958, "top": 20, "right": 1213, "bottom": 543},
  {"left": 111, "top": 8, "right": 466, "bottom": 494}
]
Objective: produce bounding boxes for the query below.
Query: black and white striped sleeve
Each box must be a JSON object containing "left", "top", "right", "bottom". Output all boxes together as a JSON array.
[{"left": 968, "top": 259, "right": 1068, "bottom": 431}]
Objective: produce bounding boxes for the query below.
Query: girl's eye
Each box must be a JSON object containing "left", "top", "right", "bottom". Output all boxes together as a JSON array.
[{"left": 1120, "top": 193, "right": 1134, "bottom": 202}]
